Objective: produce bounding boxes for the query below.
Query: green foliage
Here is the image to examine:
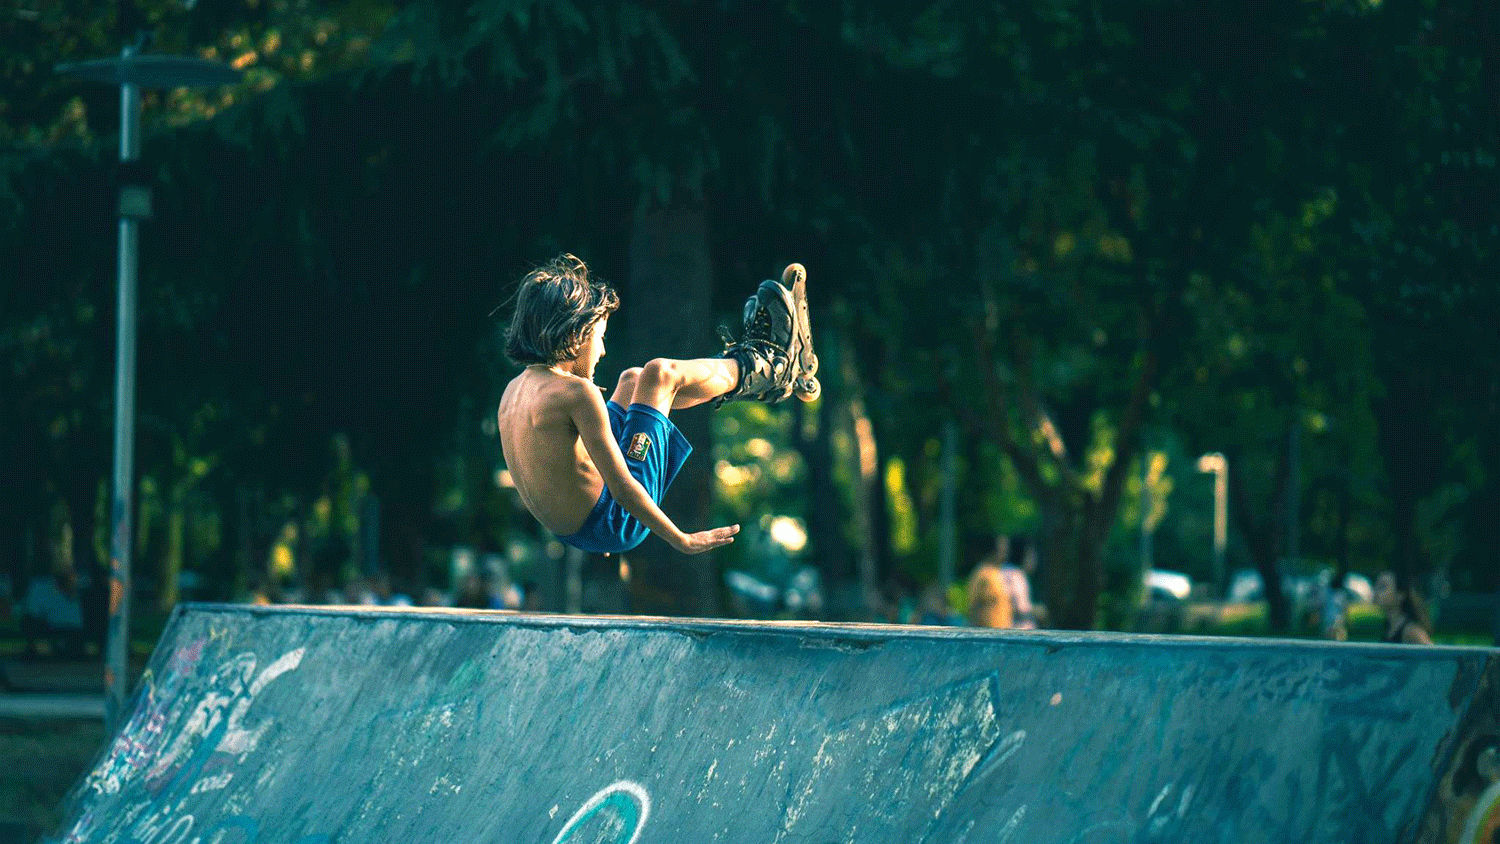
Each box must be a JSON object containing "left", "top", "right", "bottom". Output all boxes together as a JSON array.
[
  {"left": 1, "top": 0, "right": 1494, "bottom": 625},
  {"left": 711, "top": 401, "right": 806, "bottom": 526}
]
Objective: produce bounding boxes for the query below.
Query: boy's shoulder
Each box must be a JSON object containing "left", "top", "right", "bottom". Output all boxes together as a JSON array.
[{"left": 509, "top": 368, "right": 600, "bottom": 410}]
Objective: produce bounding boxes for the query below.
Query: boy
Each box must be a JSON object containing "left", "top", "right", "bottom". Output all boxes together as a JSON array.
[{"left": 497, "top": 254, "right": 817, "bottom": 556}]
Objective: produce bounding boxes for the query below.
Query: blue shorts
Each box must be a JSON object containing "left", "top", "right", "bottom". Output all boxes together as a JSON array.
[{"left": 556, "top": 401, "right": 693, "bottom": 554}]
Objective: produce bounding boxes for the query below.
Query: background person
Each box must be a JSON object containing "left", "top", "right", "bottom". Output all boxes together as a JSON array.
[
  {"left": 20, "top": 562, "right": 85, "bottom": 658},
  {"left": 1374, "top": 570, "right": 1434, "bottom": 645},
  {"left": 966, "top": 561, "right": 1012, "bottom": 629},
  {"left": 1320, "top": 571, "right": 1351, "bottom": 642},
  {"left": 999, "top": 536, "right": 1040, "bottom": 630}
]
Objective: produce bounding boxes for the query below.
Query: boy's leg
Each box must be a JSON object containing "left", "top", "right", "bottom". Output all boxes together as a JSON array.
[
  {"left": 609, "top": 367, "right": 644, "bottom": 407},
  {"left": 632, "top": 357, "right": 742, "bottom": 414},
  {"left": 618, "top": 263, "right": 816, "bottom": 413}
]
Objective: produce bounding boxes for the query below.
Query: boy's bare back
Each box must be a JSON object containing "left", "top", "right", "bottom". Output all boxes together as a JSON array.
[{"left": 497, "top": 367, "right": 605, "bottom": 536}]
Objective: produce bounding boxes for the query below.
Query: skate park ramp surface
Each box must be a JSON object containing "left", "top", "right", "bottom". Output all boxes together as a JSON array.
[{"left": 48, "top": 604, "right": 1500, "bottom": 844}]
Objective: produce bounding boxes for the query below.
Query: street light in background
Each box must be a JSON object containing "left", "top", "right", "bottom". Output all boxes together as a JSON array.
[
  {"left": 56, "top": 41, "right": 241, "bottom": 730},
  {"left": 1196, "top": 452, "right": 1229, "bottom": 595}
]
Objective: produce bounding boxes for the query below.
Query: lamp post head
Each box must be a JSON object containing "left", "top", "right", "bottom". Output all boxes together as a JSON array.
[{"left": 55, "top": 53, "right": 242, "bottom": 89}]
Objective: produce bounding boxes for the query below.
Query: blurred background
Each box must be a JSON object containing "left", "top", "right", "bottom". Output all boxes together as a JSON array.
[{"left": 1, "top": 0, "right": 1498, "bottom": 833}]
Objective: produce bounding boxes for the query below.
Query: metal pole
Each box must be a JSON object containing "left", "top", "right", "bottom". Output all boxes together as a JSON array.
[
  {"left": 56, "top": 44, "right": 238, "bottom": 728},
  {"left": 1213, "top": 458, "right": 1227, "bottom": 593},
  {"left": 105, "top": 46, "right": 141, "bottom": 730},
  {"left": 1197, "top": 453, "right": 1228, "bottom": 594}
]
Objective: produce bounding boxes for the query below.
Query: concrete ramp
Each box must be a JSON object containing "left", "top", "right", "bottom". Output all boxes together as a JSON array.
[{"left": 49, "top": 604, "right": 1500, "bottom": 843}]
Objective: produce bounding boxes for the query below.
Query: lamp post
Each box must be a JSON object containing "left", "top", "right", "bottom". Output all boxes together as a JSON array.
[
  {"left": 1196, "top": 452, "right": 1228, "bottom": 596},
  {"left": 56, "top": 44, "right": 240, "bottom": 730}
]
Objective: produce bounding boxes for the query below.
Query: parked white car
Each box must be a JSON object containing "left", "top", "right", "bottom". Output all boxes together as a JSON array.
[
  {"left": 1144, "top": 569, "right": 1193, "bottom": 602},
  {"left": 1318, "top": 569, "right": 1374, "bottom": 604},
  {"left": 1227, "top": 568, "right": 1373, "bottom": 604},
  {"left": 1228, "top": 569, "right": 1264, "bottom": 603}
]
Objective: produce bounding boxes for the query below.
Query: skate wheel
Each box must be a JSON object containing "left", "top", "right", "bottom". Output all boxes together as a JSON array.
[
  {"left": 795, "top": 376, "right": 821, "bottom": 402},
  {"left": 782, "top": 263, "right": 806, "bottom": 287}
]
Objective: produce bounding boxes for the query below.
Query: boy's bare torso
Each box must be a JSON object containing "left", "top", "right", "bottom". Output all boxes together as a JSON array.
[{"left": 497, "top": 367, "right": 605, "bottom": 536}]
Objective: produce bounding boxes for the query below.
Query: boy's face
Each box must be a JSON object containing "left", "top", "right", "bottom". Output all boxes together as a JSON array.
[{"left": 570, "top": 317, "right": 607, "bottom": 380}]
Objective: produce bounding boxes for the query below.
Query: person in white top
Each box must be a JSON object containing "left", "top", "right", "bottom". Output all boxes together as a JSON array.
[{"left": 998, "top": 537, "right": 1039, "bottom": 630}]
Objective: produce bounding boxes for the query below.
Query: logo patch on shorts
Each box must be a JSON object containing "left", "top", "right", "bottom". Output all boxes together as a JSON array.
[{"left": 626, "top": 433, "right": 652, "bottom": 461}]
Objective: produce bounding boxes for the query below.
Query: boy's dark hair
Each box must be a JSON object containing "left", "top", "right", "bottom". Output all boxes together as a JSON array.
[{"left": 504, "top": 254, "right": 620, "bottom": 365}]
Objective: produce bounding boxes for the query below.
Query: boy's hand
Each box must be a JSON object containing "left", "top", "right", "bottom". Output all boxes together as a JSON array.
[{"left": 672, "top": 524, "right": 741, "bottom": 555}]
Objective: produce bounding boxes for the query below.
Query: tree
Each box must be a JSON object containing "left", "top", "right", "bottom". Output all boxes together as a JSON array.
[{"left": 1318, "top": 0, "right": 1500, "bottom": 595}]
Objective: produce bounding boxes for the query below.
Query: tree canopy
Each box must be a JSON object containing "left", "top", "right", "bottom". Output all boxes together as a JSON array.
[{"left": 3, "top": 0, "right": 1494, "bottom": 631}]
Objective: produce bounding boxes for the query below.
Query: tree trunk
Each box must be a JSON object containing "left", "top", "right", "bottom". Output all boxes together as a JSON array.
[
  {"left": 868, "top": 437, "right": 896, "bottom": 592},
  {"left": 61, "top": 470, "right": 105, "bottom": 643},
  {"left": 1226, "top": 447, "right": 1291, "bottom": 631},
  {"left": 793, "top": 383, "right": 853, "bottom": 612},
  {"left": 620, "top": 206, "right": 719, "bottom": 617},
  {"left": 1068, "top": 496, "right": 1107, "bottom": 630},
  {"left": 1373, "top": 374, "right": 1443, "bottom": 584},
  {"left": 959, "top": 435, "right": 999, "bottom": 574},
  {"left": 61, "top": 473, "right": 103, "bottom": 587},
  {"left": 1389, "top": 488, "right": 1422, "bottom": 585},
  {"left": 160, "top": 498, "right": 185, "bottom": 612},
  {"left": 964, "top": 276, "right": 1164, "bottom": 630},
  {"left": 839, "top": 338, "right": 895, "bottom": 603},
  {"left": 381, "top": 492, "right": 428, "bottom": 599},
  {"left": 1040, "top": 489, "right": 1102, "bottom": 631},
  {"left": 0, "top": 500, "right": 27, "bottom": 597},
  {"left": 1333, "top": 476, "right": 1351, "bottom": 587},
  {"left": 842, "top": 387, "right": 881, "bottom": 618}
]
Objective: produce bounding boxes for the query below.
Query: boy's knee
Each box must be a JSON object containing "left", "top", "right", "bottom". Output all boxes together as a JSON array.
[
  {"left": 618, "top": 367, "right": 644, "bottom": 391},
  {"left": 641, "top": 358, "right": 678, "bottom": 386}
]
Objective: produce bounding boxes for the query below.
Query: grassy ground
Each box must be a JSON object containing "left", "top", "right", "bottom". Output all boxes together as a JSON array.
[
  {"left": 1174, "top": 600, "right": 1495, "bottom": 646},
  {"left": 0, "top": 717, "right": 106, "bottom": 842}
]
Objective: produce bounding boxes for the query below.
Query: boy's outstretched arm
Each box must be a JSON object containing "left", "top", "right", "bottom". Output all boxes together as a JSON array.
[{"left": 567, "top": 382, "right": 739, "bottom": 555}]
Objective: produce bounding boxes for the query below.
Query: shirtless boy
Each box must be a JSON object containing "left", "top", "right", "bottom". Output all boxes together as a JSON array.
[{"left": 496, "top": 254, "right": 817, "bottom": 556}]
